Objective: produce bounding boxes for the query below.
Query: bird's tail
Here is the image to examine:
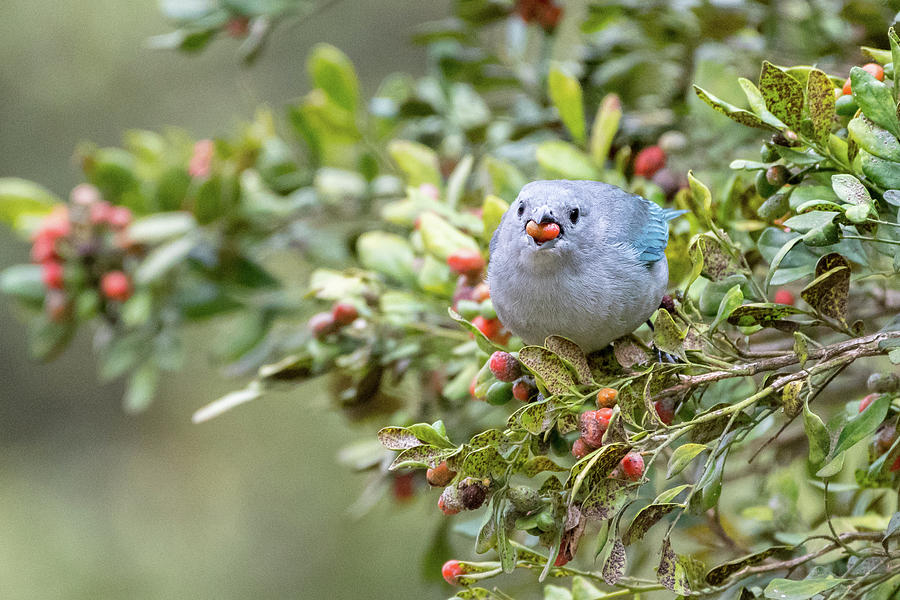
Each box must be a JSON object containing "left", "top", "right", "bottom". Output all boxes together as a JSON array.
[{"left": 661, "top": 208, "right": 689, "bottom": 221}]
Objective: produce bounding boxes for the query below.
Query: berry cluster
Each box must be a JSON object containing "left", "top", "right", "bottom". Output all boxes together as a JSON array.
[
  {"left": 835, "top": 62, "right": 885, "bottom": 116},
  {"left": 470, "top": 351, "right": 538, "bottom": 405},
  {"left": 571, "top": 388, "right": 647, "bottom": 481},
  {"left": 30, "top": 184, "right": 135, "bottom": 322}
]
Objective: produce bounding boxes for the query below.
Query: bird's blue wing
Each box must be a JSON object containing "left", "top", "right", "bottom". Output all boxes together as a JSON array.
[{"left": 633, "top": 204, "right": 687, "bottom": 264}]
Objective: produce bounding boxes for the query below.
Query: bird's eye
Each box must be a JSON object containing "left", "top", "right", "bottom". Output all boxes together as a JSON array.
[
  {"left": 569, "top": 207, "right": 580, "bottom": 224},
  {"left": 517, "top": 203, "right": 525, "bottom": 217}
]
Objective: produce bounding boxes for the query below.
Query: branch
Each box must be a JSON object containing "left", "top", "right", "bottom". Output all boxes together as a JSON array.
[{"left": 654, "top": 330, "right": 900, "bottom": 401}]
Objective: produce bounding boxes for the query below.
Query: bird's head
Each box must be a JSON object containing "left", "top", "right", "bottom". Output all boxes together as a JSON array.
[{"left": 491, "top": 180, "right": 597, "bottom": 267}]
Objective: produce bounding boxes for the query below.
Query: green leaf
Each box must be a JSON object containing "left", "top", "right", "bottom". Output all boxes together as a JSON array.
[
  {"left": 831, "top": 393, "right": 891, "bottom": 458},
  {"left": 657, "top": 538, "right": 691, "bottom": 595},
  {"left": 758, "top": 61, "right": 804, "bottom": 130},
  {"left": 548, "top": 65, "right": 585, "bottom": 145},
  {"left": 764, "top": 578, "right": 845, "bottom": 600},
  {"left": 535, "top": 141, "right": 599, "bottom": 180},
  {"left": 800, "top": 253, "right": 850, "bottom": 324},
  {"left": 377, "top": 426, "right": 422, "bottom": 450},
  {"left": 446, "top": 155, "right": 473, "bottom": 209},
  {"left": 710, "top": 284, "right": 743, "bottom": 331},
  {"left": 481, "top": 194, "right": 508, "bottom": 243},
  {"left": 851, "top": 66, "right": 900, "bottom": 138},
  {"left": 666, "top": 444, "right": 707, "bottom": 479},
  {"left": 387, "top": 140, "right": 442, "bottom": 188},
  {"left": 847, "top": 116, "right": 900, "bottom": 162},
  {"left": 803, "top": 401, "right": 830, "bottom": 471},
  {"left": 891, "top": 27, "right": 900, "bottom": 104},
  {"left": 418, "top": 212, "right": 479, "bottom": 261},
  {"left": 859, "top": 149, "right": 900, "bottom": 189},
  {"left": 134, "top": 235, "right": 196, "bottom": 285},
  {"left": 686, "top": 171, "right": 713, "bottom": 226},
  {"left": 693, "top": 85, "right": 777, "bottom": 131},
  {"left": 518, "top": 346, "right": 577, "bottom": 396},
  {"left": 0, "top": 264, "right": 46, "bottom": 303},
  {"left": 782, "top": 211, "right": 838, "bottom": 234},
  {"left": 830, "top": 174, "right": 873, "bottom": 206},
  {"left": 356, "top": 231, "right": 416, "bottom": 284},
  {"left": 0, "top": 177, "right": 60, "bottom": 231},
  {"left": 407, "top": 423, "right": 456, "bottom": 449},
  {"left": 589, "top": 94, "right": 621, "bottom": 167},
  {"left": 623, "top": 503, "right": 683, "bottom": 546},
  {"left": 805, "top": 69, "right": 836, "bottom": 145},
  {"left": 123, "top": 362, "right": 159, "bottom": 414},
  {"left": 705, "top": 546, "right": 791, "bottom": 586},
  {"left": 448, "top": 308, "right": 499, "bottom": 355},
  {"left": 654, "top": 484, "right": 691, "bottom": 505},
  {"left": 127, "top": 212, "right": 196, "bottom": 244},
  {"left": 307, "top": 43, "right": 359, "bottom": 113}
]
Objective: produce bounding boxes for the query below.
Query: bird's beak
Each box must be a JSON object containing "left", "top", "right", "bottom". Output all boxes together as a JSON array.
[{"left": 526, "top": 219, "right": 561, "bottom": 245}]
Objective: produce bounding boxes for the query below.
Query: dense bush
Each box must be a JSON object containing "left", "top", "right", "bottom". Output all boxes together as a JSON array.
[{"left": 2, "top": 1, "right": 900, "bottom": 598}]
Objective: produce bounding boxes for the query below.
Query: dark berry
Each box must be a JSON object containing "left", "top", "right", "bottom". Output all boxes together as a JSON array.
[{"left": 458, "top": 479, "right": 488, "bottom": 510}]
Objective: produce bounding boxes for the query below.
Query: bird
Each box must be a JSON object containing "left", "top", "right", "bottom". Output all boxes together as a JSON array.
[{"left": 487, "top": 180, "right": 686, "bottom": 353}]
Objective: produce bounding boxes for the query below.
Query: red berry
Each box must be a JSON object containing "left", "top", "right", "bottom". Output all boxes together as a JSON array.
[
  {"left": 35, "top": 214, "right": 70, "bottom": 242},
  {"left": 633, "top": 145, "right": 667, "bottom": 178},
  {"left": 842, "top": 77, "right": 853, "bottom": 96},
  {"left": 580, "top": 410, "right": 609, "bottom": 448},
  {"left": 42, "top": 261, "right": 64, "bottom": 289},
  {"left": 308, "top": 311, "right": 337, "bottom": 339},
  {"left": 621, "top": 452, "right": 644, "bottom": 480},
  {"left": 571, "top": 438, "right": 591, "bottom": 459},
  {"left": 554, "top": 546, "right": 570, "bottom": 567},
  {"left": 512, "top": 378, "right": 534, "bottom": 402},
  {"left": 107, "top": 206, "right": 132, "bottom": 229},
  {"left": 70, "top": 183, "right": 100, "bottom": 206},
  {"left": 525, "top": 220, "right": 560, "bottom": 243},
  {"left": 472, "top": 316, "right": 502, "bottom": 341},
  {"left": 225, "top": 16, "right": 250, "bottom": 37},
  {"left": 438, "top": 494, "right": 460, "bottom": 516},
  {"left": 100, "top": 270, "right": 132, "bottom": 301},
  {"left": 537, "top": 3, "right": 562, "bottom": 29},
  {"left": 489, "top": 351, "right": 521, "bottom": 382},
  {"left": 442, "top": 560, "right": 464, "bottom": 585},
  {"left": 447, "top": 248, "right": 485, "bottom": 276},
  {"left": 31, "top": 237, "right": 57, "bottom": 263},
  {"left": 774, "top": 289, "right": 795, "bottom": 305},
  {"left": 861, "top": 63, "right": 885, "bottom": 81},
  {"left": 596, "top": 387, "right": 618, "bottom": 408},
  {"left": 654, "top": 400, "right": 675, "bottom": 425},
  {"left": 469, "top": 375, "right": 479, "bottom": 399},
  {"left": 427, "top": 462, "right": 457, "bottom": 487},
  {"left": 189, "top": 140, "right": 214, "bottom": 178},
  {"left": 331, "top": 302, "right": 358, "bottom": 326},
  {"left": 891, "top": 455, "right": 900, "bottom": 472},
  {"left": 393, "top": 472, "right": 415, "bottom": 501},
  {"left": 859, "top": 393, "right": 879, "bottom": 413}
]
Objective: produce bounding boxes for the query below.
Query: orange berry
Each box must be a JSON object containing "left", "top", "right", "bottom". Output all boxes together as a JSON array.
[
  {"left": 861, "top": 63, "right": 884, "bottom": 81},
  {"left": 596, "top": 388, "right": 618, "bottom": 408}
]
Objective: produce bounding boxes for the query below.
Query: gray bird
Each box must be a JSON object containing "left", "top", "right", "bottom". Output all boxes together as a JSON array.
[{"left": 487, "top": 180, "right": 685, "bottom": 352}]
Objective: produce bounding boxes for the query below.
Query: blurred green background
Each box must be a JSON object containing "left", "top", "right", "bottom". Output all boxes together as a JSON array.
[{"left": 0, "top": 1, "right": 464, "bottom": 598}]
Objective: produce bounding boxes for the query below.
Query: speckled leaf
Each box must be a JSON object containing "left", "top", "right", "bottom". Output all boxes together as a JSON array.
[
  {"left": 759, "top": 61, "right": 804, "bottom": 130},
  {"left": 475, "top": 513, "right": 496, "bottom": 554},
  {"left": 611, "top": 337, "right": 650, "bottom": 370},
  {"left": 540, "top": 476, "right": 563, "bottom": 495},
  {"left": 666, "top": 444, "right": 707, "bottom": 479},
  {"left": 623, "top": 503, "right": 683, "bottom": 546},
  {"left": 653, "top": 309, "right": 685, "bottom": 357},
  {"left": 806, "top": 69, "right": 835, "bottom": 144},
  {"left": 727, "top": 303, "right": 804, "bottom": 328},
  {"left": 582, "top": 479, "right": 629, "bottom": 520},
  {"left": 693, "top": 85, "right": 777, "bottom": 131},
  {"left": 793, "top": 332, "right": 809, "bottom": 367},
  {"left": 588, "top": 346, "right": 626, "bottom": 379},
  {"left": 518, "top": 346, "right": 577, "bottom": 395},
  {"left": 705, "top": 546, "right": 791, "bottom": 586},
  {"left": 389, "top": 444, "right": 448, "bottom": 470},
  {"left": 511, "top": 399, "right": 554, "bottom": 435},
  {"left": 556, "top": 412, "right": 579, "bottom": 435},
  {"left": 449, "top": 307, "right": 500, "bottom": 354},
  {"left": 545, "top": 336, "right": 594, "bottom": 385},
  {"left": 378, "top": 426, "right": 424, "bottom": 450},
  {"left": 463, "top": 445, "right": 507, "bottom": 478},
  {"left": 831, "top": 174, "right": 872, "bottom": 206},
  {"left": 452, "top": 587, "right": 496, "bottom": 599},
  {"left": 657, "top": 538, "right": 692, "bottom": 595},
  {"left": 851, "top": 66, "right": 900, "bottom": 138},
  {"left": 602, "top": 539, "right": 626, "bottom": 586},
  {"left": 470, "top": 429, "right": 508, "bottom": 452},
  {"left": 521, "top": 457, "right": 568, "bottom": 477},
  {"left": 690, "top": 403, "right": 752, "bottom": 444},
  {"left": 738, "top": 77, "right": 788, "bottom": 129},
  {"left": 698, "top": 235, "right": 741, "bottom": 281},
  {"left": 687, "top": 171, "right": 713, "bottom": 226},
  {"left": 800, "top": 253, "right": 850, "bottom": 324},
  {"left": 566, "top": 443, "right": 631, "bottom": 491},
  {"left": 685, "top": 235, "right": 705, "bottom": 297},
  {"left": 781, "top": 381, "right": 804, "bottom": 418},
  {"left": 496, "top": 515, "right": 517, "bottom": 573}
]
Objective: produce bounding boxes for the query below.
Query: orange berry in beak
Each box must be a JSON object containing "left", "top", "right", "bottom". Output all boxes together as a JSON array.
[{"left": 526, "top": 220, "right": 561, "bottom": 243}]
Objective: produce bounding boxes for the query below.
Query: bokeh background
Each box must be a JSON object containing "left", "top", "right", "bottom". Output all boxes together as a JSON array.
[{"left": 0, "top": 2, "right": 461, "bottom": 598}]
